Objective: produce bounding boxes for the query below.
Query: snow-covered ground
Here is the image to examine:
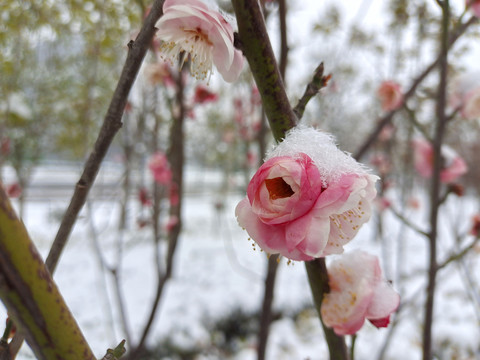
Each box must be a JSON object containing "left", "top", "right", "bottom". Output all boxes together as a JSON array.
[{"left": 2, "top": 164, "right": 479, "bottom": 360}]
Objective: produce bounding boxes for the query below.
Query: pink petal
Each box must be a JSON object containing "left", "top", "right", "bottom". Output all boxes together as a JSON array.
[
  {"left": 369, "top": 316, "right": 391, "bottom": 328},
  {"left": 366, "top": 280, "right": 400, "bottom": 320}
]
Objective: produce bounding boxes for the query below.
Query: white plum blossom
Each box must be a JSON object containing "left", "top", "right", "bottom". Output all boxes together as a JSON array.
[{"left": 155, "top": 0, "right": 244, "bottom": 83}]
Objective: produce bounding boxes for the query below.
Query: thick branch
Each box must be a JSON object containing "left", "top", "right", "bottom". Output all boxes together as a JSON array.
[
  {"left": 232, "top": 0, "right": 297, "bottom": 142},
  {"left": 0, "top": 185, "right": 95, "bottom": 360}
]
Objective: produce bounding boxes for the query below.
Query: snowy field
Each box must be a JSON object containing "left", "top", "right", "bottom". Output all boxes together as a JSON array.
[{"left": 1, "top": 164, "right": 480, "bottom": 360}]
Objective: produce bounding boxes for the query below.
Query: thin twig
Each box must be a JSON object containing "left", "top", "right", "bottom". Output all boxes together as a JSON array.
[
  {"left": 354, "top": 15, "right": 478, "bottom": 161},
  {"left": 293, "top": 63, "right": 331, "bottom": 120},
  {"left": 437, "top": 235, "right": 479, "bottom": 270},
  {"left": 422, "top": 1, "right": 450, "bottom": 358},
  {"left": 45, "top": 0, "right": 166, "bottom": 273},
  {"left": 101, "top": 340, "right": 127, "bottom": 360},
  {"left": 403, "top": 105, "right": 432, "bottom": 142},
  {"left": 387, "top": 206, "right": 429, "bottom": 238}
]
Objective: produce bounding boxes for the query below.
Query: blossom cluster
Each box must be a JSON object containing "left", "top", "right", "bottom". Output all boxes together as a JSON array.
[
  {"left": 235, "top": 127, "right": 400, "bottom": 334},
  {"left": 155, "top": 0, "right": 400, "bottom": 337}
]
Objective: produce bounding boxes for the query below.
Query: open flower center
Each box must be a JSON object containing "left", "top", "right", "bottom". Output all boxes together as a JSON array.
[
  {"left": 160, "top": 27, "right": 214, "bottom": 81},
  {"left": 265, "top": 177, "right": 295, "bottom": 200}
]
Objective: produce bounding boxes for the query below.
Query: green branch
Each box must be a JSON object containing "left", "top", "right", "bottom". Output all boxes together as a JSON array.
[
  {"left": 305, "top": 259, "right": 349, "bottom": 360},
  {"left": 0, "top": 184, "right": 96, "bottom": 360},
  {"left": 231, "top": 2, "right": 347, "bottom": 358}
]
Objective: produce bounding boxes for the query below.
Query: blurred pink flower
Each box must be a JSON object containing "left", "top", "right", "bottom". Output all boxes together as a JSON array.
[
  {"left": 236, "top": 128, "right": 378, "bottom": 261},
  {"left": 144, "top": 62, "right": 175, "bottom": 87},
  {"left": 321, "top": 250, "right": 400, "bottom": 335},
  {"left": 466, "top": 0, "right": 480, "bottom": 17},
  {"left": 377, "top": 81, "right": 403, "bottom": 112},
  {"left": 155, "top": 0, "right": 244, "bottom": 82},
  {"left": 138, "top": 187, "right": 152, "bottom": 206},
  {"left": 6, "top": 183, "right": 22, "bottom": 198},
  {"left": 246, "top": 150, "right": 258, "bottom": 168},
  {"left": 449, "top": 72, "right": 480, "bottom": 119},
  {"left": 165, "top": 215, "right": 179, "bottom": 232},
  {"left": 407, "top": 197, "right": 421, "bottom": 210},
  {"left": 369, "top": 153, "right": 391, "bottom": 176},
  {"left": 462, "top": 87, "right": 480, "bottom": 120},
  {"left": 470, "top": 214, "right": 480, "bottom": 237},
  {"left": 0, "top": 137, "right": 10, "bottom": 155},
  {"left": 412, "top": 138, "right": 468, "bottom": 184},
  {"left": 375, "top": 197, "right": 392, "bottom": 212},
  {"left": 169, "top": 183, "right": 179, "bottom": 206},
  {"left": 148, "top": 152, "right": 172, "bottom": 185},
  {"left": 193, "top": 85, "right": 218, "bottom": 104}
]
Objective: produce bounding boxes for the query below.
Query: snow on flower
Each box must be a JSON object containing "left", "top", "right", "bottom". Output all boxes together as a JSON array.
[
  {"left": 449, "top": 71, "right": 480, "bottom": 120},
  {"left": 377, "top": 81, "right": 403, "bottom": 112},
  {"left": 412, "top": 138, "right": 468, "bottom": 184},
  {"left": 148, "top": 151, "right": 172, "bottom": 185},
  {"left": 321, "top": 250, "right": 400, "bottom": 335},
  {"left": 466, "top": 0, "right": 480, "bottom": 17},
  {"left": 155, "top": 0, "right": 244, "bottom": 83},
  {"left": 235, "top": 127, "right": 379, "bottom": 261}
]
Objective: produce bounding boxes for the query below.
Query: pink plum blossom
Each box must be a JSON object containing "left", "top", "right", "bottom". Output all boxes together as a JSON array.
[
  {"left": 449, "top": 71, "right": 480, "bottom": 119},
  {"left": 155, "top": 0, "right": 244, "bottom": 82},
  {"left": 235, "top": 127, "right": 378, "bottom": 261},
  {"left": 6, "top": 183, "right": 22, "bottom": 198},
  {"left": 377, "top": 81, "right": 403, "bottom": 112},
  {"left": 138, "top": 187, "right": 152, "bottom": 206},
  {"left": 462, "top": 87, "right": 480, "bottom": 120},
  {"left": 148, "top": 151, "right": 172, "bottom": 185},
  {"left": 193, "top": 84, "right": 218, "bottom": 104},
  {"left": 321, "top": 250, "right": 400, "bottom": 335},
  {"left": 466, "top": 0, "right": 480, "bottom": 17},
  {"left": 412, "top": 138, "right": 468, "bottom": 184},
  {"left": 144, "top": 62, "right": 175, "bottom": 87},
  {"left": 470, "top": 214, "right": 480, "bottom": 237},
  {"left": 165, "top": 215, "right": 179, "bottom": 232}
]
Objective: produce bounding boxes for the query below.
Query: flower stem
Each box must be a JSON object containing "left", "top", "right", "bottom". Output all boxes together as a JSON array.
[
  {"left": 423, "top": 1, "right": 450, "bottom": 359},
  {"left": 305, "top": 259, "right": 348, "bottom": 360},
  {"left": 232, "top": 1, "right": 348, "bottom": 358}
]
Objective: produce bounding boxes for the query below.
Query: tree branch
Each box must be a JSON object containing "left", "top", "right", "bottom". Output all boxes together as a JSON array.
[
  {"left": 45, "top": 0, "right": 166, "bottom": 273},
  {"left": 232, "top": 0, "right": 297, "bottom": 142},
  {"left": 0, "top": 185, "right": 96, "bottom": 360},
  {"left": 353, "top": 15, "right": 478, "bottom": 161},
  {"left": 305, "top": 259, "right": 348, "bottom": 360},
  {"left": 293, "top": 63, "right": 331, "bottom": 120}
]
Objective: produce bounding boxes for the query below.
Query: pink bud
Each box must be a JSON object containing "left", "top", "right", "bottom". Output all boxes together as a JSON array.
[
  {"left": 470, "top": 214, "right": 480, "bottom": 237},
  {"left": 193, "top": 85, "right": 218, "bottom": 104},
  {"left": 412, "top": 138, "right": 468, "bottom": 184},
  {"left": 148, "top": 152, "right": 172, "bottom": 185},
  {"left": 138, "top": 187, "right": 152, "bottom": 207}
]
